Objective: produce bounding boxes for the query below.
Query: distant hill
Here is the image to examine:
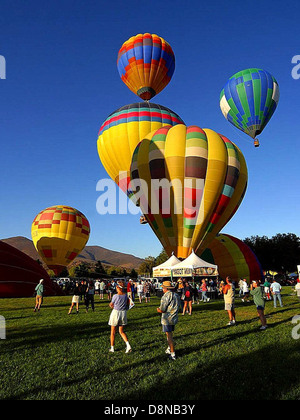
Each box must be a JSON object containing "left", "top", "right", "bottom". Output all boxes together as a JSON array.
[{"left": 1, "top": 237, "right": 144, "bottom": 270}]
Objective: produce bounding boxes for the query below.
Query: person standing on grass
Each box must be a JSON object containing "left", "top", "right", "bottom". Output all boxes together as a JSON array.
[
  {"left": 220, "top": 276, "right": 236, "bottom": 326},
  {"left": 200, "top": 279, "right": 210, "bottom": 303},
  {"left": 144, "top": 280, "right": 151, "bottom": 303},
  {"left": 250, "top": 281, "right": 268, "bottom": 330},
  {"left": 295, "top": 280, "right": 300, "bottom": 302},
  {"left": 157, "top": 281, "right": 181, "bottom": 361},
  {"left": 241, "top": 278, "right": 250, "bottom": 302},
  {"left": 270, "top": 279, "right": 283, "bottom": 308},
  {"left": 108, "top": 281, "right": 132, "bottom": 354},
  {"left": 137, "top": 281, "right": 144, "bottom": 303},
  {"left": 182, "top": 281, "right": 193, "bottom": 315},
  {"left": 99, "top": 280, "right": 106, "bottom": 300},
  {"left": 85, "top": 281, "right": 95, "bottom": 312},
  {"left": 95, "top": 279, "right": 100, "bottom": 296},
  {"left": 34, "top": 279, "right": 44, "bottom": 312},
  {"left": 263, "top": 278, "right": 272, "bottom": 301},
  {"left": 68, "top": 281, "right": 81, "bottom": 315}
]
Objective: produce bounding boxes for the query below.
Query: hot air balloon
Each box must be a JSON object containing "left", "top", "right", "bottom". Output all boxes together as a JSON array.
[
  {"left": 220, "top": 68, "right": 279, "bottom": 147},
  {"left": 130, "top": 125, "right": 248, "bottom": 259},
  {"left": 200, "top": 233, "right": 263, "bottom": 284},
  {"left": 0, "top": 241, "right": 63, "bottom": 298},
  {"left": 117, "top": 33, "right": 175, "bottom": 101},
  {"left": 31, "top": 206, "right": 90, "bottom": 276},
  {"left": 97, "top": 102, "right": 184, "bottom": 197}
]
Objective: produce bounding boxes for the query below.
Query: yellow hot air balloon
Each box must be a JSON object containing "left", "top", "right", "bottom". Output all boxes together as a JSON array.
[
  {"left": 31, "top": 205, "right": 90, "bottom": 276},
  {"left": 130, "top": 125, "right": 248, "bottom": 259},
  {"left": 97, "top": 102, "right": 184, "bottom": 196}
]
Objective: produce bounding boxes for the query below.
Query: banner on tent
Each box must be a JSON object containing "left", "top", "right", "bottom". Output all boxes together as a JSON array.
[
  {"left": 153, "top": 268, "right": 172, "bottom": 278},
  {"left": 172, "top": 267, "right": 218, "bottom": 277}
]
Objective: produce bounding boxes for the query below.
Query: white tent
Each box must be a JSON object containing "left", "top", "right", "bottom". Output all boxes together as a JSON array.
[
  {"left": 153, "top": 253, "right": 181, "bottom": 278},
  {"left": 171, "top": 250, "right": 218, "bottom": 277}
]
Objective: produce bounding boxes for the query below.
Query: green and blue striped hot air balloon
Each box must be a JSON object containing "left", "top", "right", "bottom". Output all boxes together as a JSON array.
[{"left": 220, "top": 68, "right": 279, "bottom": 147}]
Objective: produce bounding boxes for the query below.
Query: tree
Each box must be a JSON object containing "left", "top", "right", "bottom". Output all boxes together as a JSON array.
[
  {"left": 129, "top": 268, "right": 138, "bottom": 279},
  {"left": 244, "top": 233, "right": 300, "bottom": 273},
  {"left": 74, "top": 263, "right": 90, "bottom": 278},
  {"left": 95, "top": 260, "right": 106, "bottom": 275},
  {"left": 155, "top": 249, "right": 169, "bottom": 266},
  {"left": 138, "top": 256, "right": 156, "bottom": 276}
]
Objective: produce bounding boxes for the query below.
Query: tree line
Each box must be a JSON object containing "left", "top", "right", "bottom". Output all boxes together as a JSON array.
[
  {"left": 243, "top": 233, "right": 300, "bottom": 273},
  {"left": 49, "top": 260, "right": 138, "bottom": 279}
]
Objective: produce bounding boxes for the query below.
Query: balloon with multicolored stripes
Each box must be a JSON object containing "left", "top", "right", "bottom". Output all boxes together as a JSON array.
[
  {"left": 220, "top": 68, "right": 279, "bottom": 147},
  {"left": 31, "top": 205, "right": 90, "bottom": 276},
  {"left": 97, "top": 102, "right": 184, "bottom": 197},
  {"left": 200, "top": 233, "right": 264, "bottom": 284},
  {"left": 130, "top": 124, "right": 248, "bottom": 259},
  {"left": 117, "top": 33, "right": 175, "bottom": 101}
]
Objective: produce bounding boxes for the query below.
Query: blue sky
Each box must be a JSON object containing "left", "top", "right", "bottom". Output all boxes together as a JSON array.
[{"left": 0, "top": 0, "right": 300, "bottom": 259}]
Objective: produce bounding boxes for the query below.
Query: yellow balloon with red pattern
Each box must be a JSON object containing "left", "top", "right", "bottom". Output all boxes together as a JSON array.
[{"left": 31, "top": 205, "right": 90, "bottom": 276}]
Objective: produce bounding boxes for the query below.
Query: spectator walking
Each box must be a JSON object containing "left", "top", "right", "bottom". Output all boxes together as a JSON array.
[
  {"left": 156, "top": 280, "right": 181, "bottom": 361},
  {"left": 250, "top": 281, "right": 268, "bottom": 330},
  {"left": 34, "top": 279, "right": 44, "bottom": 312},
  {"left": 220, "top": 276, "right": 236, "bottom": 326},
  {"left": 108, "top": 281, "right": 132, "bottom": 354},
  {"left": 270, "top": 279, "right": 283, "bottom": 308},
  {"left": 200, "top": 279, "right": 210, "bottom": 303},
  {"left": 263, "top": 279, "right": 272, "bottom": 301}
]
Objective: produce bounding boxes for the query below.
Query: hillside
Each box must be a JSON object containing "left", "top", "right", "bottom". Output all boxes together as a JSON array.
[{"left": 1, "top": 237, "right": 144, "bottom": 270}]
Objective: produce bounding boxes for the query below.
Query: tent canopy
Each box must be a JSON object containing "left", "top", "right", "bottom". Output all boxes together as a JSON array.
[
  {"left": 153, "top": 253, "right": 181, "bottom": 278},
  {"left": 171, "top": 250, "right": 218, "bottom": 277}
]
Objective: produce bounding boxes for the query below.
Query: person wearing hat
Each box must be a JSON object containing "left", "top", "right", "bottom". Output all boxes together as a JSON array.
[
  {"left": 34, "top": 279, "right": 44, "bottom": 312},
  {"left": 250, "top": 280, "right": 267, "bottom": 330},
  {"left": 156, "top": 280, "right": 181, "bottom": 361}
]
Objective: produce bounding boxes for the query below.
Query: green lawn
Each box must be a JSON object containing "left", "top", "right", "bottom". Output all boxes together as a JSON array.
[{"left": 0, "top": 288, "right": 300, "bottom": 400}]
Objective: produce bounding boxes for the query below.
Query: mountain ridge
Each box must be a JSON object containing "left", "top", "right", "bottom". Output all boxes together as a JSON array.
[{"left": 1, "top": 236, "right": 144, "bottom": 270}]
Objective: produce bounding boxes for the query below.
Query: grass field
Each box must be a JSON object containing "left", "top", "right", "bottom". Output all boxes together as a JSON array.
[{"left": 1, "top": 288, "right": 300, "bottom": 400}]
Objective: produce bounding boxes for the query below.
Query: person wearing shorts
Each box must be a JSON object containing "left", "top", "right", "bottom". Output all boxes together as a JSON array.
[
  {"left": 68, "top": 282, "right": 81, "bottom": 314},
  {"left": 250, "top": 281, "right": 267, "bottom": 330},
  {"left": 182, "top": 281, "right": 193, "bottom": 315},
  {"left": 220, "top": 276, "right": 236, "bottom": 326},
  {"left": 108, "top": 281, "right": 132, "bottom": 354},
  {"left": 157, "top": 281, "right": 181, "bottom": 361}
]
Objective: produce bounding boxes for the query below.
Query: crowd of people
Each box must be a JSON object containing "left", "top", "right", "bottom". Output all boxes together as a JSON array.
[{"left": 33, "top": 276, "right": 300, "bottom": 361}]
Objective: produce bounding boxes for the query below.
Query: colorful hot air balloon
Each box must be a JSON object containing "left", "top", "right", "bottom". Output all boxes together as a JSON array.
[
  {"left": 220, "top": 68, "right": 279, "bottom": 147},
  {"left": 117, "top": 33, "right": 175, "bottom": 101},
  {"left": 97, "top": 102, "right": 184, "bottom": 196},
  {"left": 200, "top": 233, "right": 263, "bottom": 283},
  {"left": 31, "top": 206, "right": 90, "bottom": 276},
  {"left": 130, "top": 125, "right": 248, "bottom": 259}
]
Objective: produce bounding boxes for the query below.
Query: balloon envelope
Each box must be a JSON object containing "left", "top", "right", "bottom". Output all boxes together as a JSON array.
[
  {"left": 31, "top": 206, "right": 90, "bottom": 276},
  {"left": 117, "top": 33, "right": 175, "bottom": 100},
  {"left": 130, "top": 125, "right": 248, "bottom": 259},
  {"left": 0, "top": 241, "right": 63, "bottom": 298},
  {"left": 200, "top": 233, "right": 263, "bottom": 283},
  {"left": 97, "top": 102, "right": 184, "bottom": 196},
  {"left": 220, "top": 68, "right": 279, "bottom": 140}
]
